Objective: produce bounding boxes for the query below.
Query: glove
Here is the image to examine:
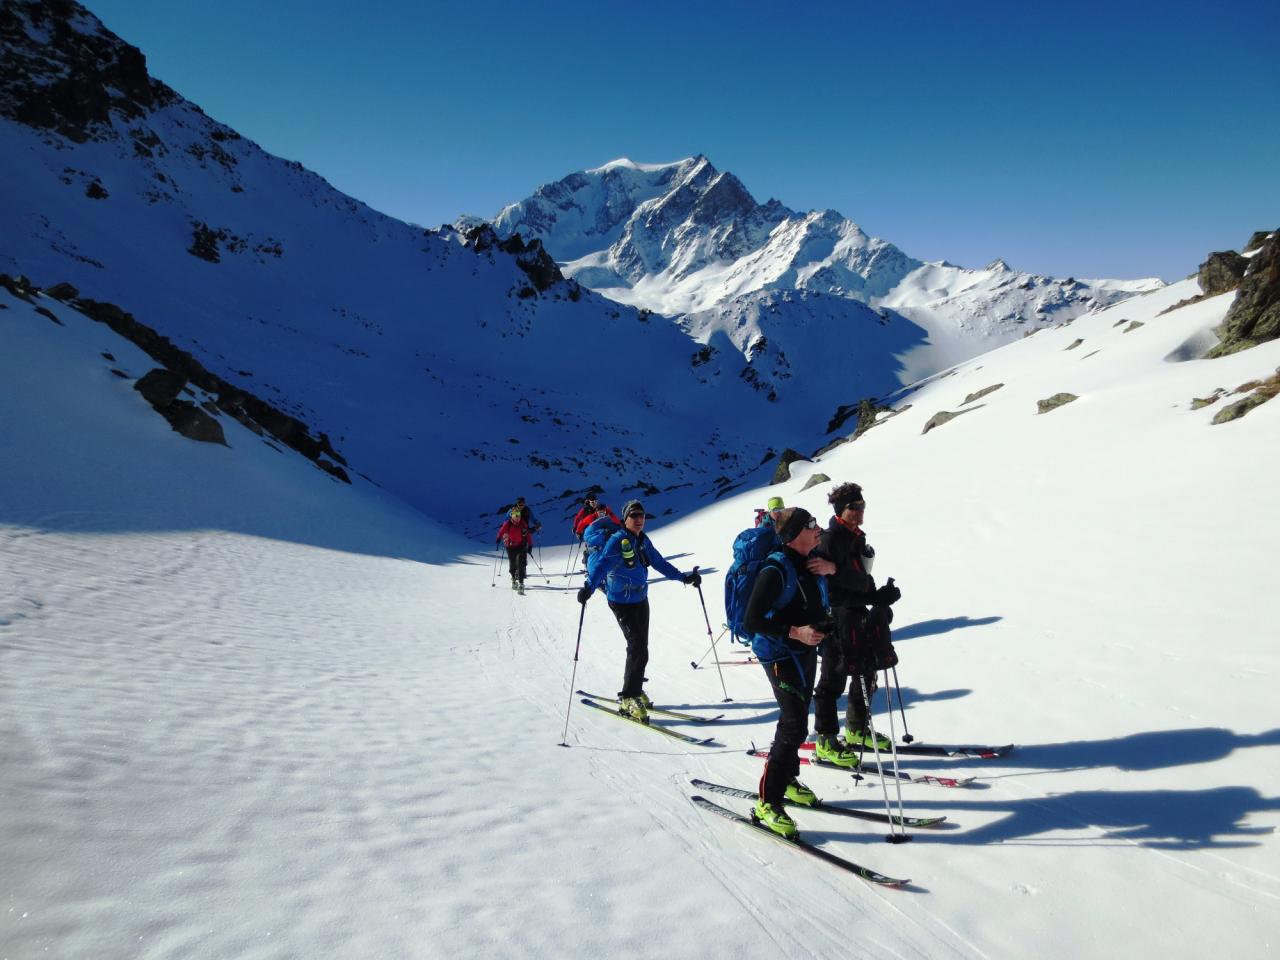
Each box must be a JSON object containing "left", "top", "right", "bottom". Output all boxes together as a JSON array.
[
  {"left": 870, "top": 579, "right": 901, "bottom": 606},
  {"left": 576, "top": 585, "right": 592, "bottom": 605},
  {"left": 874, "top": 643, "right": 899, "bottom": 670},
  {"left": 684, "top": 571, "right": 701, "bottom": 588}
]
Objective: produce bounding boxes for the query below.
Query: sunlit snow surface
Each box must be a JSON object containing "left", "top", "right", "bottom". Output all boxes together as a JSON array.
[{"left": 3, "top": 278, "right": 1278, "bottom": 959}]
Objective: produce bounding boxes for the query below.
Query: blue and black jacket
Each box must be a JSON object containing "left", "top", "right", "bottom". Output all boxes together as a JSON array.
[{"left": 585, "top": 528, "right": 686, "bottom": 604}]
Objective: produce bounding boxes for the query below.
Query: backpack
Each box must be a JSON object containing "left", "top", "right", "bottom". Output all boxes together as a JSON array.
[
  {"left": 583, "top": 516, "right": 623, "bottom": 578},
  {"left": 724, "top": 526, "right": 789, "bottom": 645}
]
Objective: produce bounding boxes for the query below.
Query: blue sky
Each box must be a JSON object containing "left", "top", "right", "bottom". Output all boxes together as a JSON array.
[{"left": 89, "top": 0, "right": 1278, "bottom": 280}]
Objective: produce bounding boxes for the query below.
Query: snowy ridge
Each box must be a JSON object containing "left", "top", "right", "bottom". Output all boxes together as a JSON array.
[
  {"left": 494, "top": 156, "right": 1165, "bottom": 382},
  {"left": 0, "top": 1, "right": 805, "bottom": 529}
]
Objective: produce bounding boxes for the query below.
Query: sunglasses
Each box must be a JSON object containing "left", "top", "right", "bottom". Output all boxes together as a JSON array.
[
  {"left": 627, "top": 512, "right": 646, "bottom": 520},
  {"left": 805, "top": 517, "right": 820, "bottom": 530},
  {"left": 844, "top": 501, "right": 866, "bottom": 511}
]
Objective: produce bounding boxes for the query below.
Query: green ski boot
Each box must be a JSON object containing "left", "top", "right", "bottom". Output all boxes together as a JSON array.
[
  {"left": 619, "top": 696, "right": 649, "bottom": 724},
  {"left": 752, "top": 799, "right": 799, "bottom": 839},
  {"left": 845, "top": 727, "right": 891, "bottom": 751},
  {"left": 815, "top": 734, "right": 861, "bottom": 768},
  {"left": 784, "top": 779, "right": 818, "bottom": 807}
]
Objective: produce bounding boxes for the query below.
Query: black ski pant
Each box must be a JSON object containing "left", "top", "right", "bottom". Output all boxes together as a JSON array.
[
  {"left": 506, "top": 544, "right": 527, "bottom": 582},
  {"left": 758, "top": 648, "right": 817, "bottom": 808},
  {"left": 814, "top": 606, "right": 878, "bottom": 739},
  {"left": 608, "top": 599, "right": 650, "bottom": 698}
]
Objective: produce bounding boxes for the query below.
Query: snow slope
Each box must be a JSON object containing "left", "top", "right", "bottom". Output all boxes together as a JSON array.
[{"left": 4, "top": 264, "right": 1278, "bottom": 958}]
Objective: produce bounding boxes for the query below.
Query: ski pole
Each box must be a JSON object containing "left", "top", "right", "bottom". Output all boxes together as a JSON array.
[
  {"left": 529, "top": 544, "right": 550, "bottom": 583},
  {"left": 559, "top": 601, "right": 588, "bottom": 746},
  {"left": 891, "top": 665, "right": 914, "bottom": 743},
  {"left": 692, "top": 571, "right": 731, "bottom": 702},
  {"left": 689, "top": 626, "right": 729, "bottom": 669},
  {"left": 859, "top": 672, "right": 908, "bottom": 843},
  {"left": 490, "top": 544, "right": 504, "bottom": 587},
  {"left": 880, "top": 668, "right": 909, "bottom": 835}
]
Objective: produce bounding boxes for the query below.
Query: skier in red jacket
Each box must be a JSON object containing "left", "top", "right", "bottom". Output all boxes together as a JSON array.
[{"left": 496, "top": 509, "right": 534, "bottom": 593}]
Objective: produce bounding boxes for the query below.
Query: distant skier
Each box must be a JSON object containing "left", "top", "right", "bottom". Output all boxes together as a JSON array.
[
  {"left": 810, "top": 482, "right": 901, "bottom": 766},
  {"left": 742, "top": 506, "right": 829, "bottom": 838},
  {"left": 754, "top": 495, "right": 786, "bottom": 529},
  {"left": 573, "top": 495, "right": 620, "bottom": 539},
  {"left": 496, "top": 508, "right": 534, "bottom": 593},
  {"left": 512, "top": 496, "right": 541, "bottom": 534},
  {"left": 576, "top": 500, "right": 699, "bottom": 721}
]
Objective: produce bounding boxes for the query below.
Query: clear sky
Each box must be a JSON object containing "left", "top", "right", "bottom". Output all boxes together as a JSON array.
[{"left": 87, "top": 0, "right": 1279, "bottom": 281}]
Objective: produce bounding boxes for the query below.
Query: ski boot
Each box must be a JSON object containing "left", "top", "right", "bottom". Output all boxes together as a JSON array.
[
  {"left": 516, "top": 580, "right": 525, "bottom": 595},
  {"left": 752, "top": 799, "right": 799, "bottom": 839},
  {"left": 619, "top": 696, "right": 649, "bottom": 724},
  {"left": 635, "top": 691, "right": 653, "bottom": 710},
  {"left": 510, "top": 578, "right": 518, "bottom": 591},
  {"left": 814, "top": 734, "right": 861, "bottom": 768},
  {"left": 845, "top": 727, "right": 891, "bottom": 751},
  {"left": 784, "top": 779, "right": 818, "bottom": 807}
]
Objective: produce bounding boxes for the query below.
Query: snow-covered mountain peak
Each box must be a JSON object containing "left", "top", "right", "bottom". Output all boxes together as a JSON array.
[{"left": 494, "top": 158, "right": 1165, "bottom": 380}]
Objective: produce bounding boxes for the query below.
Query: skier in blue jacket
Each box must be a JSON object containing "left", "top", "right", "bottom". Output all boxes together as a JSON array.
[{"left": 577, "top": 499, "right": 700, "bottom": 721}]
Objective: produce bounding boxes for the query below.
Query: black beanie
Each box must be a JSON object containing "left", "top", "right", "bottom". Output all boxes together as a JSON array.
[
  {"left": 775, "top": 506, "right": 814, "bottom": 543},
  {"left": 830, "top": 483, "right": 864, "bottom": 515}
]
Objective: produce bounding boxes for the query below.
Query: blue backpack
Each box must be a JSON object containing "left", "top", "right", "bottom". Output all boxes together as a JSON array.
[
  {"left": 724, "top": 526, "right": 789, "bottom": 644},
  {"left": 583, "top": 517, "right": 623, "bottom": 578},
  {"left": 725, "top": 527, "right": 831, "bottom": 656}
]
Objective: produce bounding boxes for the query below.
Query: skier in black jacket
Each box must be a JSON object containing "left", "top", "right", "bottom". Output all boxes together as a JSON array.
[
  {"left": 743, "top": 506, "right": 830, "bottom": 838},
  {"left": 811, "top": 482, "right": 901, "bottom": 766}
]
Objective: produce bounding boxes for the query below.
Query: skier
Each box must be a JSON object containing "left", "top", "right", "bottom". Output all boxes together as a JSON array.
[
  {"left": 512, "top": 496, "right": 541, "bottom": 534},
  {"left": 496, "top": 508, "right": 533, "bottom": 593},
  {"left": 754, "top": 495, "right": 786, "bottom": 529},
  {"left": 810, "top": 482, "right": 901, "bottom": 767},
  {"left": 576, "top": 500, "right": 700, "bottom": 721},
  {"left": 573, "top": 496, "right": 620, "bottom": 539},
  {"left": 742, "top": 506, "right": 830, "bottom": 838}
]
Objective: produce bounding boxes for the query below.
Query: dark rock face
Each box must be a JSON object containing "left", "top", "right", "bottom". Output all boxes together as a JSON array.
[
  {"left": 1208, "top": 232, "right": 1280, "bottom": 357},
  {"left": 1198, "top": 251, "right": 1249, "bottom": 296},
  {"left": 771, "top": 448, "right": 807, "bottom": 484},
  {"left": 1244, "top": 230, "right": 1274, "bottom": 254},
  {"left": 0, "top": 0, "right": 178, "bottom": 143},
  {"left": 44, "top": 282, "right": 80, "bottom": 301},
  {"left": 73, "top": 296, "right": 349, "bottom": 478},
  {"left": 134, "top": 368, "right": 226, "bottom": 444}
]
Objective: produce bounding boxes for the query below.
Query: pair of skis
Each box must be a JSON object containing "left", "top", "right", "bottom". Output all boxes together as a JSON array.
[
  {"left": 577, "top": 692, "right": 722, "bottom": 746},
  {"left": 747, "top": 747, "right": 979, "bottom": 788},
  {"left": 690, "top": 792, "right": 912, "bottom": 887}
]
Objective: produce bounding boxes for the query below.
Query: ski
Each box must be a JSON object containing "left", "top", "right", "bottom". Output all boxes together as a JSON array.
[
  {"left": 801, "top": 741, "right": 1014, "bottom": 759},
  {"left": 690, "top": 657, "right": 759, "bottom": 669},
  {"left": 747, "top": 748, "right": 975, "bottom": 788},
  {"left": 690, "top": 779, "right": 947, "bottom": 828},
  {"left": 580, "top": 699, "right": 716, "bottom": 745},
  {"left": 690, "top": 796, "right": 909, "bottom": 887},
  {"left": 575, "top": 691, "right": 723, "bottom": 723}
]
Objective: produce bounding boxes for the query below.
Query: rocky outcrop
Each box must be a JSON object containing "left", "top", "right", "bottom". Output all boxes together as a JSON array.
[
  {"left": 1198, "top": 251, "right": 1250, "bottom": 296},
  {"left": 799, "top": 472, "right": 831, "bottom": 491},
  {"left": 1207, "top": 231, "right": 1280, "bottom": 357},
  {"left": 771, "top": 448, "right": 807, "bottom": 484},
  {"left": 134, "top": 368, "right": 226, "bottom": 444},
  {"left": 69, "top": 295, "right": 350, "bottom": 480},
  {"left": 0, "top": 0, "right": 179, "bottom": 143},
  {"left": 1037, "top": 392, "right": 1078, "bottom": 414},
  {"left": 962, "top": 384, "right": 1003, "bottom": 405}
]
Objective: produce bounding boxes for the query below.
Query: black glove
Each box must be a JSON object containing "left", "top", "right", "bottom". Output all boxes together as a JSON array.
[
  {"left": 870, "top": 579, "right": 901, "bottom": 606},
  {"left": 576, "top": 585, "right": 592, "bottom": 605},
  {"left": 684, "top": 571, "right": 701, "bottom": 588},
  {"left": 873, "top": 642, "right": 899, "bottom": 670}
]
